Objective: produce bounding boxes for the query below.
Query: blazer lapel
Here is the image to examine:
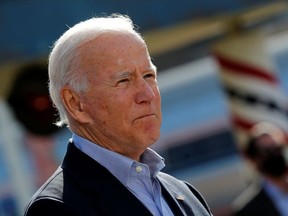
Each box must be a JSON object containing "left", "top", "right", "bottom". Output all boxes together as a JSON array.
[
  {"left": 158, "top": 177, "right": 187, "bottom": 216},
  {"left": 157, "top": 173, "right": 210, "bottom": 216},
  {"left": 62, "top": 142, "right": 153, "bottom": 216}
]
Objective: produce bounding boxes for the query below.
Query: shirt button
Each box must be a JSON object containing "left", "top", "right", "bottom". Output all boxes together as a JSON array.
[{"left": 135, "top": 165, "right": 143, "bottom": 173}]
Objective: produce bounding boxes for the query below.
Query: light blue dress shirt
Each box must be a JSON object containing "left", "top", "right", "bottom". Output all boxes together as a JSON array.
[
  {"left": 264, "top": 179, "right": 288, "bottom": 216},
  {"left": 72, "top": 133, "right": 174, "bottom": 216}
]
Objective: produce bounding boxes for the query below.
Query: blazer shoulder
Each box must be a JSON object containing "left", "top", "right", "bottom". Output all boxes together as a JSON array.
[
  {"left": 24, "top": 167, "right": 66, "bottom": 215},
  {"left": 34, "top": 167, "right": 64, "bottom": 199},
  {"left": 24, "top": 198, "right": 76, "bottom": 216}
]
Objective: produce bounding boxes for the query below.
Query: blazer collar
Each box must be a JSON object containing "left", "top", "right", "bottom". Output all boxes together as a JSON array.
[
  {"left": 157, "top": 174, "right": 187, "bottom": 216},
  {"left": 157, "top": 173, "right": 212, "bottom": 216}
]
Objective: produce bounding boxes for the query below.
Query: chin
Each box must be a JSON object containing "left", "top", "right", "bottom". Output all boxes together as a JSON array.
[{"left": 145, "top": 133, "right": 160, "bottom": 146}]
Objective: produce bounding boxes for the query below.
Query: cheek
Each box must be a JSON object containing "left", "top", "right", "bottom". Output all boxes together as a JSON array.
[
  {"left": 86, "top": 95, "right": 124, "bottom": 123},
  {"left": 83, "top": 94, "right": 107, "bottom": 117}
]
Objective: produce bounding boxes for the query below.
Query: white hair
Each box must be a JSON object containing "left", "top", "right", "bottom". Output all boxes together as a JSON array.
[{"left": 48, "top": 14, "right": 142, "bottom": 126}]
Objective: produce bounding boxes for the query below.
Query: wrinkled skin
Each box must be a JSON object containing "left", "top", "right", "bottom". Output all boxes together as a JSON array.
[{"left": 62, "top": 32, "right": 162, "bottom": 161}]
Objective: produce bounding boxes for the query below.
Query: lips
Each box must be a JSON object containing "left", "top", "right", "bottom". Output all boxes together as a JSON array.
[{"left": 133, "top": 114, "right": 156, "bottom": 122}]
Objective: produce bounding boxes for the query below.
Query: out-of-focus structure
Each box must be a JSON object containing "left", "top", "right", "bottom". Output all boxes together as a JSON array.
[{"left": 1, "top": 1, "right": 288, "bottom": 215}]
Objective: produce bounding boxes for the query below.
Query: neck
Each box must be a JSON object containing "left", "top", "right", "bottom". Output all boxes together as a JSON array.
[{"left": 71, "top": 126, "right": 145, "bottom": 161}]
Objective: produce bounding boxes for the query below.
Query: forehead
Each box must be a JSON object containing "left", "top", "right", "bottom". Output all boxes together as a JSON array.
[
  {"left": 79, "top": 31, "right": 146, "bottom": 55},
  {"left": 78, "top": 32, "right": 152, "bottom": 74}
]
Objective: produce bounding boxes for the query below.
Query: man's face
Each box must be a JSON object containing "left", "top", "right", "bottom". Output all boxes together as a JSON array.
[{"left": 77, "top": 32, "right": 162, "bottom": 159}]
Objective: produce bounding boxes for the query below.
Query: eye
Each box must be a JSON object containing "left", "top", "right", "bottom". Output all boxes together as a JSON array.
[
  {"left": 116, "top": 78, "right": 130, "bottom": 86},
  {"left": 143, "top": 73, "right": 155, "bottom": 80}
]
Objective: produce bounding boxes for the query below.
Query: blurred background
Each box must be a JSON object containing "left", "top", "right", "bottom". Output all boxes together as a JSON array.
[{"left": 1, "top": 0, "right": 288, "bottom": 215}]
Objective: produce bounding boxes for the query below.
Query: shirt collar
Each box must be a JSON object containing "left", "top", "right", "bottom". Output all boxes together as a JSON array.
[
  {"left": 72, "top": 133, "right": 165, "bottom": 185},
  {"left": 140, "top": 148, "right": 165, "bottom": 177}
]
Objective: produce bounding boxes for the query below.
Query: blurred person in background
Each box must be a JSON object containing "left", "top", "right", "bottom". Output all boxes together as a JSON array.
[
  {"left": 7, "top": 63, "right": 60, "bottom": 187},
  {"left": 24, "top": 14, "right": 212, "bottom": 216},
  {"left": 0, "top": 63, "right": 65, "bottom": 215},
  {"left": 232, "top": 121, "right": 288, "bottom": 216}
]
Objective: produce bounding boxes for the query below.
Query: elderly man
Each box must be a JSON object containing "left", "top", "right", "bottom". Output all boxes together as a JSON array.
[{"left": 24, "top": 14, "right": 212, "bottom": 216}]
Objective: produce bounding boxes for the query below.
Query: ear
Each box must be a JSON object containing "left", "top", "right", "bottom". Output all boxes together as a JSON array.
[{"left": 61, "top": 87, "right": 91, "bottom": 124}]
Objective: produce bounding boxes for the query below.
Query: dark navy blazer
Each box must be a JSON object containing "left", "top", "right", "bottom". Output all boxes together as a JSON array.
[{"left": 24, "top": 142, "right": 212, "bottom": 216}]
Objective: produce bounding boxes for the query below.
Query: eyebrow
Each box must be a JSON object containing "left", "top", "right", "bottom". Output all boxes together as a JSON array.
[
  {"left": 111, "top": 66, "right": 157, "bottom": 80},
  {"left": 111, "top": 71, "right": 131, "bottom": 80}
]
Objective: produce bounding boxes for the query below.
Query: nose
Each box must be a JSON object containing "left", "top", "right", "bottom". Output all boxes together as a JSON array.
[{"left": 135, "top": 79, "right": 156, "bottom": 104}]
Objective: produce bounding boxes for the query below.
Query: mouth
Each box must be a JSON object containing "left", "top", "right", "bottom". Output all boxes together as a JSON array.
[{"left": 133, "top": 114, "right": 156, "bottom": 122}]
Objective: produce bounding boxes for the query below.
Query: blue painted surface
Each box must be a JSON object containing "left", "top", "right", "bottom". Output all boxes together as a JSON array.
[
  {"left": 160, "top": 72, "right": 228, "bottom": 135},
  {"left": 275, "top": 50, "right": 288, "bottom": 95},
  {"left": 0, "top": 0, "right": 276, "bottom": 62}
]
